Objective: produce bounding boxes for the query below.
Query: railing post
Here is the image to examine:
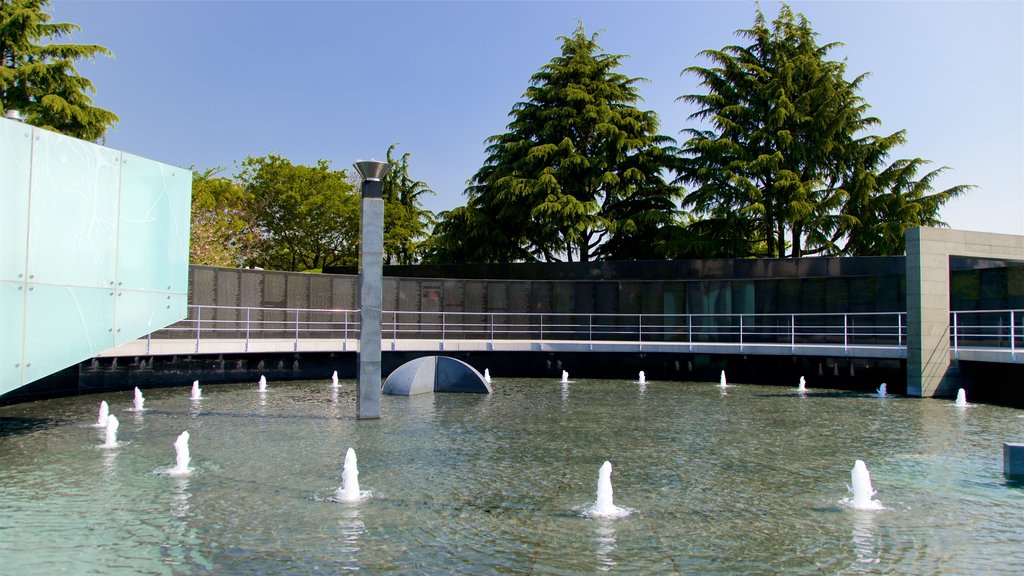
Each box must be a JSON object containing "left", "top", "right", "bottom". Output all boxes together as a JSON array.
[
  {"left": 195, "top": 305, "right": 201, "bottom": 354},
  {"left": 489, "top": 313, "right": 494, "bottom": 346},
  {"left": 392, "top": 313, "right": 397, "bottom": 349},
  {"left": 688, "top": 314, "right": 693, "bottom": 352},
  {"left": 1011, "top": 310, "right": 1017, "bottom": 359},
  {"left": 897, "top": 312, "right": 902, "bottom": 353},
  {"left": 588, "top": 314, "right": 593, "bottom": 351},
  {"left": 952, "top": 311, "right": 959, "bottom": 358},
  {"left": 245, "top": 307, "right": 251, "bottom": 352},
  {"left": 441, "top": 311, "right": 446, "bottom": 350},
  {"left": 739, "top": 315, "right": 744, "bottom": 351},
  {"left": 294, "top": 308, "right": 300, "bottom": 352},
  {"left": 638, "top": 314, "right": 643, "bottom": 351},
  {"left": 540, "top": 314, "right": 544, "bottom": 342},
  {"left": 790, "top": 314, "right": 796, "bottom": 351},
  {"left": 843, "top": 313, "right": 848, "bottom": 353}
]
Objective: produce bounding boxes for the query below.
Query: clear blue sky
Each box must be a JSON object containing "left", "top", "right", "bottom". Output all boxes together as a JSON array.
[{"left": 52, "top": 0, "right": 1023, "bottom": 236}]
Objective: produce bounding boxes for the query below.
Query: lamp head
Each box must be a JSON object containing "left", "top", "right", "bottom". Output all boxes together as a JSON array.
[{"left": 353, "top": 160, "right": 391, "bottom": 181}]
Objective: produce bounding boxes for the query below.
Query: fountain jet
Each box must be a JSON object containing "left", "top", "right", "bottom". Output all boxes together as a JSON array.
[
  {"left": 719, "top": 370, "right": 728, "bottom": 388},
  {"left": 955, "top": 388, "right": 968, "bottom": 407},
  {"left": 191, "top": 380, "right": 202, "bottom": 400},
  {"left": 171, "top": 431, "right": 191, "bottom": 475},
  {"left": 876, "top": 383, "right": 887, "bottom": 398},
  {"left": 561, "top": 370, "right": 569, "bottom": 383},
  {"left": 332, "top": 370, "right": 339, "bottom": 388},
  {"left": 484, "top": 369, "right": 491, "bottom": 384},
  {"left": 848, "top": 460, "right": 883, "bottom": 510},
  {"left": 133, "top": 387, "right": 145, "bottom": 411},
  {"left": 333, "top": 448, "right": 363, "bottom": 503},
  {"left": 586, "top": 461, "right": 630, "bottom": 518},
  {"left": 798, "top": 376, "right": 806, "bottom": 392},
  {"left": 258, "top": 375, "right": 267, "bottom": 392},
  {"left": 95, "top": 400, "right": 109, "bottom": 427},
  {"left": 638, "top": 371, "right": 646, "bottom": 384},
  {"left": 102, "top": 414, "right": 120, "bottom": 448}
]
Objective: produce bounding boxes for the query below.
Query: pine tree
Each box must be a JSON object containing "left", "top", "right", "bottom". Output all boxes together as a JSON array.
[
  {"left": 430, "top": 22, "right": 680, "bottom": 263},
  {"left": 677, "top": 3, "right": 968, "bottom": 258},
  {"left": 0, "top": 0, "right": 117, "bottom": 141}
]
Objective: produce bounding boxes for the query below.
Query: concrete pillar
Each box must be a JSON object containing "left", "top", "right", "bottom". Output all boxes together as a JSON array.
[
  {"left": 1005, "top": 443, "right": 1024, "bottom": 480},
  {"left": 354, "top": 161, "right": 390, "bottom": 419},
  {"left": 905, "top": 227, "right": 956, "bottom": 397},
  {"left": 905, "top": 227, "right": 1024, "bottom": 397}
]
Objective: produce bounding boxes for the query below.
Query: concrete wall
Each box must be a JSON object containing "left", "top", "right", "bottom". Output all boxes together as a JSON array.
[{"left": 906, "top": 228, "right": 1024, "bottom": 397}]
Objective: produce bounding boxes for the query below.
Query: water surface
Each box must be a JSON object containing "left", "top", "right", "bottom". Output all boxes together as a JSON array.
[{"left": 2, "top": 378, "right": 1022, "bottom": 574}]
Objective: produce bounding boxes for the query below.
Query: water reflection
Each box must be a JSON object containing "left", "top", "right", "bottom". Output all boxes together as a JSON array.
[
  {"left": 851, "top": 510, "right": 881, "bottom": 565},
  {"left": 101, "top": 449, "right": 118, "bottom": 477},
  {"left": 594, "top": 520, "right": 617, "bottom": 571},
  {"left": 336, "top": 507, "right": 365, "bottom": 571},
  {"left": 561, "top": 382, "right": 570, "bottom": 402},
  {"left": 172, "top": 476, "right": 191, "bottom": 520}
]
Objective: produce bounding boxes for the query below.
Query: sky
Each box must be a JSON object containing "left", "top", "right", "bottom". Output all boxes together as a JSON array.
[{"left": 50, "top": 0, "right": 1023, "bottom": 236}]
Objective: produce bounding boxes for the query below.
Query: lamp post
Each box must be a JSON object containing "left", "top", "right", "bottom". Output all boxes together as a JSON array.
[{"left": 353, "top": 159, "right": 390, "bottom": 419}]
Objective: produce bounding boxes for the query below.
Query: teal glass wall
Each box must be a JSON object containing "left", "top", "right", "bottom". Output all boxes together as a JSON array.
[{"left": 0, "top": 118, "right": 191, "bottom": 394}]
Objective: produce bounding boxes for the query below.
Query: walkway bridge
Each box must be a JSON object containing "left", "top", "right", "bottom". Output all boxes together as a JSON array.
[{"left": 99, "top": 305, "right": 1021, "bottom": 365}]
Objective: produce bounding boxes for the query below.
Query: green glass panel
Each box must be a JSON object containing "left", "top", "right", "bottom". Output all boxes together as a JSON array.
[
  {"left": 22, "top": 284, "right": 115, "bottom": 384},
  {"left": 114, "top": 290, "right": 188, "bottom": 346},
  {"left": 0, "top": 120, "right": 32, "bottom": 283},
  {"left": 117, "top": 154, "right": 191, "bottom": 292},
  {"left": 27, "top": 130, "right": 121, "bottom": 288},
  {"left": 0, "top": 282, "right": 26, "bottom": 395}
]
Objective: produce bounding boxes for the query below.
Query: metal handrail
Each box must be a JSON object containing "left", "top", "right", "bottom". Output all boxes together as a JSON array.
[
  {"left": 150, "top": 305, "right": 915, "bottom": 353},
  {"left": 142, "top": 305, "right": 1023, "bottom": 357},
  {"left": 950, "top": 309, "right": 1022, "bottom": 358}
]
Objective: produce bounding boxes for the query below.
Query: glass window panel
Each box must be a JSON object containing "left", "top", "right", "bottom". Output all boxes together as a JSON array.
[
  {"left": 22, "top": 285, "right": 115, "bottom": 384},
  {"left": 28, "top": 130, "right": 121, "bottom": 287},
  {"left": 116, "top": 153, "right": 191, "bottom": 292},
  {"left": 114, "top": 290, "right": 188, "bottom": 346},
  {"left": 0, "top": 121, "right": 32, "bottom": 283},
  {"left": 0, "top": 282, "right": 26, "bottom": 395}
]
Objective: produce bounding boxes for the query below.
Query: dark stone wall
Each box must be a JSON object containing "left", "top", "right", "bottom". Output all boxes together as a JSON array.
[{"left": 230, "top": 257, "right": 910, "bottom": 318}]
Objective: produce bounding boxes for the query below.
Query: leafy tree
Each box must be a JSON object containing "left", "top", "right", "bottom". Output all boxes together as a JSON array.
[
  {"left": 381, "top": 144, "right": 434, "bottom": 265},
  {"left": 430, "top": 22, "right": 680, "bottom": 263},
  {"left": 189, "top": 167, "right": 256, "bottom": 267},
  {"left": 237, "top": 155, "right": 360, "bottom": 271},
  {"left": 0, "top": 0, "right": 117, "bottom": 141},
  {"left": 839, "top": 133, "right": 973, "bottom": 255},
  {"left": 677, "top": 3, "right": 968, "bottom": 258}
]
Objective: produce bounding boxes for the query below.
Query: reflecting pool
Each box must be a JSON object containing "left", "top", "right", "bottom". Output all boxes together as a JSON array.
[{"left": 2, "top": 378, "right": 1022, "bottom": 574}]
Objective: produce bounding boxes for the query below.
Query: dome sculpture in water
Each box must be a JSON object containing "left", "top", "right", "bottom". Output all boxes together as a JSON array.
[{"left": 382, "top": 356, "right": 492, "bottom": 396}]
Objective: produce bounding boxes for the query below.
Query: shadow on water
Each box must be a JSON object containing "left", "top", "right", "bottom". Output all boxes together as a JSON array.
[
  {"left": 0, "top": 416, "right": 64, "bottom": 437},
  {"left": 143, "top": 409, "right": 347, "bottom": 421},
  {"left": 754, "top": 391, "right": 880, "bottom": 399}
]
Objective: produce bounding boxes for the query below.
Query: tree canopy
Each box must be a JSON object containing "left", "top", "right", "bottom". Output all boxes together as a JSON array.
[
  {"left": 428, "top": 22, "right": 681, "bottom": 263},
  {"left": 237, "top": 155, "right": 360, "bottom": 272},
  {"left": 0, "top": 0, "right": 117, "bottom": 141},
  {"left": 674, "top": 3, "right": 969, "bottom": 258},
  {"left": 381, "top": 144, "right": 435, "bottom": 265}
]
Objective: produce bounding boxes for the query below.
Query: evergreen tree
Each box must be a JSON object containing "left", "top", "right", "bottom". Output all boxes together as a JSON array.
[
  {"left": 381, "top": 144, "right": 435, "bottom": 265},
  {"left": 430, "top": 22, "right": 680, "bottom": 263},
  {"left": 677, "top": 3, "right": 968, "bottom": 258},
  {"left": 0, "top": 0, "right": 117, "bottom": 141}
]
